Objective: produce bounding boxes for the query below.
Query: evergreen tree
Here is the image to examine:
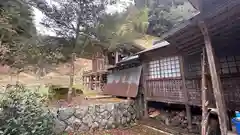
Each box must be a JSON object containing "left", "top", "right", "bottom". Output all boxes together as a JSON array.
[
  {"left": 146, "top": 0, "right": 198, "bottom": 36},
  {"left": 35, "top": 0, "right": 110, "bottom": 102},
  {"left": 0, "top": 0, "right": 37, "bottom": 73}
]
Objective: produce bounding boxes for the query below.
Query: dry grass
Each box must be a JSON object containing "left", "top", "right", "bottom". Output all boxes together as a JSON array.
[{"left": 0, "top": 74, "right": 83, "bottom": 86}]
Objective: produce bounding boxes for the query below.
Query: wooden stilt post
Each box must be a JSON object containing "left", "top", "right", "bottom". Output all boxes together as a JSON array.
[
  {"left": 179, "top": 56, "right": 192, "bottom": 129},
  {"left": 82, "top": 76, "right": 85, "bottom": 86},
  {"left": 99, "top": 73, "right": 102, "bottom": 91},
  {"left": 115, "top": 51, "right": 119, "bottom": 64},
  {"left": 143, "top": 98, "right": 148, "bottom": 118},
  {"left": 201, "top": 47, "right": 210, "bottom": 135},
  {"left": 138, "top": 93, "right": 144, "bottom": 118},
  {"left": 142, "top": 63, "right": 149, "bottom": 118},
  {"left": 90, "top": 75, "right": 93, "bottom": 90},
  {"left": 199, "top": 21, "right": 228, "bottom": 135}
]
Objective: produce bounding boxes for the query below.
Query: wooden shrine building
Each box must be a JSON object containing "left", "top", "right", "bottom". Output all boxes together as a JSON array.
[
  {"left": 82, "top": 43, "right": 145, "bottom": 91},
  {"left": 134, "top": 0, "right": 240, "bottom": 134},
  {"left": 85, "top": 0, "right": 240, "bottom": 134}
]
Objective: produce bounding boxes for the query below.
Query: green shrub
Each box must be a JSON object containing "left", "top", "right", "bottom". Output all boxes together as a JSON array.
[{"left": 0, "top": 84, "right": 55, "bottom": 135}]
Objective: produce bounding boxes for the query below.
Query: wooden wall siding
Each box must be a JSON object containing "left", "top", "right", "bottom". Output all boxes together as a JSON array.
[
  {"left": 145, "top": 79, "right": 185, "bottom": 103},
  {"left": 184, "top": 52, "right": 202, "bottom": 78},
  {"left": 92, "top": 51, "right": 105, "bottom": 72},
  {"left": 185, "top": 79, "right": 201, "bottom": 106},
  {"left": 92, "top": 58, "right": 105, "bottom": 72},
  {"left": 142, "top": 47, "right": 240, "bottom": 109},
  {"left": 144, "top": 55, "right": 185, "bottom": 104},
  {"left": 184, "top": 51, "right": 240, "bottom": 110}
]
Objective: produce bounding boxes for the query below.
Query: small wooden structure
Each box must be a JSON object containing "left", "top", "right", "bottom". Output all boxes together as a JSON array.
[
  {"left": 82, "top": 50, "right": 107, "bottom": 91},
  {"left": 82, "top": 44, "right": 144, "bottom": 91},
  {"left": 136, "top": 0, "right": 240, "bottom": 134}
]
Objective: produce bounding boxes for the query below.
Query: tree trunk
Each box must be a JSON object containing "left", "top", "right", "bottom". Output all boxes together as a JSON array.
[
  {"left": 16, "top": 71, "right": 20, "bottom": 85},
  {"left": 67, "top": 16, "right": 81, "bottom": 103},
  {"left": 37, "top": 56, "right": 43, "bottom": 81},
  {"left": 67, "top": 17, "right": 89, "bottom": 102},
  {"left": 68, "top": 53, "right": 76, "bottom": 103},
  {"left": 36, "top": 68, "right": 41, "bottom": 81}
]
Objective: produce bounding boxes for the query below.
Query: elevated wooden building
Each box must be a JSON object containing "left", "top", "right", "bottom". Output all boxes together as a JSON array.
[
  {"left": 104, "top": 0, "right": 240, "bottom": 134},
  {"left": 82, "top": 43, "right": 145, "bottom": 91},
  {"left": 140, "top": 0, "right": 240, "bottom": 134}
]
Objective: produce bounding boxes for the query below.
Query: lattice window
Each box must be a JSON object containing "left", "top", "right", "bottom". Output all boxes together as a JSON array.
[
  {"left": 220, "top": 56, "right": 240, "bottom": 74},
  {"left": 149, "top": 60, "right": 160, "bottom": 79},
  {"left": 148, "top": 56, "right": 181, "bottom": 79}
]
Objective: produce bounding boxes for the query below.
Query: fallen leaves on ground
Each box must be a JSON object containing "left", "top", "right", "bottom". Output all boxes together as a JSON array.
[{"left": 81, "top": 125, "right": 167, "bottom": 135}]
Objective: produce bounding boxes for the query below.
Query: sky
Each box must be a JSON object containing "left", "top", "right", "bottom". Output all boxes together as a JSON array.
[{"left": 33, "top": 0, "right": 134, "bottom": 36}]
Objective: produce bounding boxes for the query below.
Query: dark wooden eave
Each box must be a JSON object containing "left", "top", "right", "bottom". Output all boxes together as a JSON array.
[{"left": 161, "top": 0, "right": 240, "bottom": 55}]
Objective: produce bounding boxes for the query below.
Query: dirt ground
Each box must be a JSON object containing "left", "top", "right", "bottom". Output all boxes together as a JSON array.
[
  {"left": 80, "top": 125, "right": 168, "bottom": 135},
  {"left": 139, "top": 119, "right": 199, "bottom": 135}
]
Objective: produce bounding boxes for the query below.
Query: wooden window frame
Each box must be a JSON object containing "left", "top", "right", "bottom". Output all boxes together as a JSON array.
[
  {"left": 148, "top": 56, "right": 181, "bottom": 80},
  {"left": 220, "top": 56, "right": 240, "bottom": 75}
]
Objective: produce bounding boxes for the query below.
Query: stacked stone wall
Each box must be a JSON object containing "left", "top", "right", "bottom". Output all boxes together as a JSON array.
[{"left": 52, "top": 100, "right": 138, "bottom": 134}]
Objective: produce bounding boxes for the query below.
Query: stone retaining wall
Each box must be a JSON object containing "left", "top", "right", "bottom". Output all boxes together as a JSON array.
[{"left": 52, "top": 100, "right": 138, "bottom": 134}]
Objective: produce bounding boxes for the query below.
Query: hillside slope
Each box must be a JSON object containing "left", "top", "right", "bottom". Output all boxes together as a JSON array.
[{"left": 0, "top": 58, "right": 92, "bottom": 86}]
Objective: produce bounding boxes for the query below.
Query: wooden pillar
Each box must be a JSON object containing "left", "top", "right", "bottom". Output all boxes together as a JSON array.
[
  {"left": 179, "top": 56, "right": 192, "bottom": 129},
  {"left": 94, "top": 74, "right": 97, "bottom": 90},
  {"left": 142, "top": 63, "right": 148, "bottom": 118},
  {"left": 99, "top": 73, "right": 102, "bottom": 91},
  {"left": 90, "top": 75, "right": 93, "bottom": 90},
  {"left": 115, "top": 51, "right": 119, "bottom": 64},
  {"left": 83, "top": 76, "right": 85, "bottom": 86},
  {"left": 137, "top": 92, "right": 144, "bottom": 119},
  {"left": 86, "top": 76, "right": 88, "bottom": 89},
  {"left": 105, "top": 52, "right": 109, "bottom": 65},
  {"left": 199, "top": 21, "right": 228, "bottom": 135},
  {"left": 201, "top": 47, "right": 209, "bottom": 135}
]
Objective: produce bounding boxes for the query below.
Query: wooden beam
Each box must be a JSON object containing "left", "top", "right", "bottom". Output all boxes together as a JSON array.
[
  {"left": 199, "top": 21, "right": 228, "bottom": 135},
  {"left": 179, "top": 56, "right": 192, "bottom": 129}
]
